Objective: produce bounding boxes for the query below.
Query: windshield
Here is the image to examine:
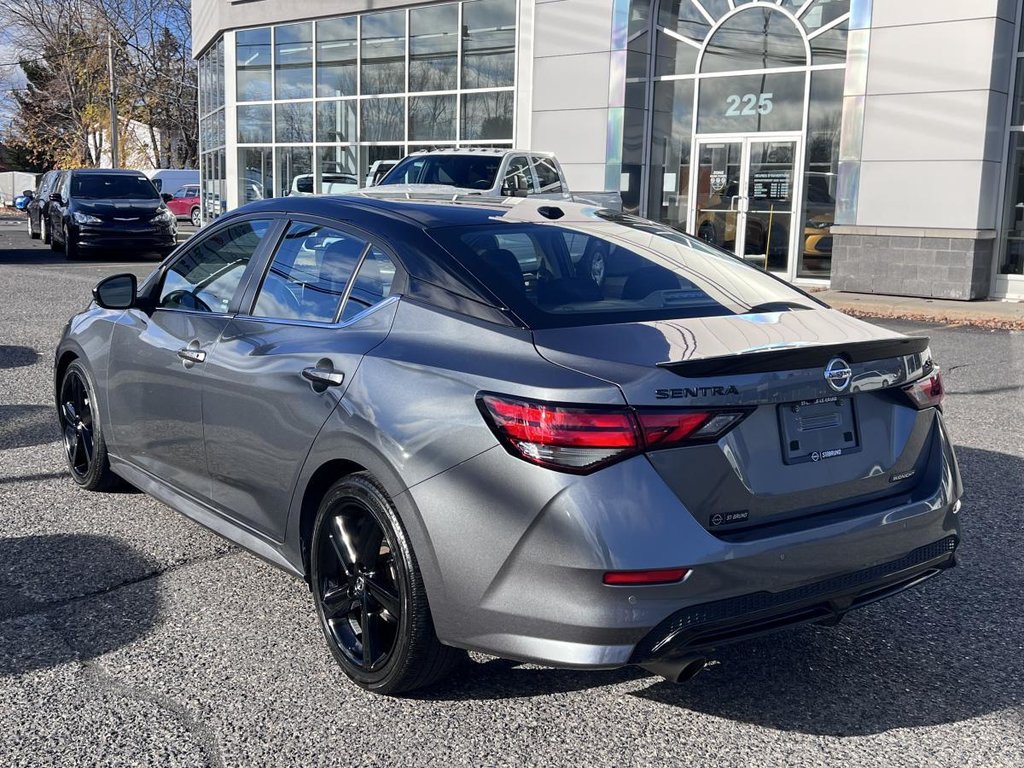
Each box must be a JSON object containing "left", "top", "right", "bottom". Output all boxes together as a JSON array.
[
  {"left": 71, "top": 174, "right": 160, "bottom": 200},
  {"left": 380, "top": 155, "right": 501, "bottom": 190},
  {"left": 430, "top": 213, "right": 824, "bottom": 329}
]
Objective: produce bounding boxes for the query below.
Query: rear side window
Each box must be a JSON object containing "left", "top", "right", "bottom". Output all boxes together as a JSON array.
[
  {"left": 431, "top": 221, "right": 820, "bottom": 328},
  {"left": 159, "top": 220, "right": 272, "bottom": 313},
  {"left": 340, "top": 247, "right": 397, "bottom": 321},
  {"left": 253, "top": 222, "right": 368, "bottom": 322}
]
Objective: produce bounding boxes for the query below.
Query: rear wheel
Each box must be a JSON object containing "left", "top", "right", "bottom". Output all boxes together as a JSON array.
[
  {"left": 57, "top": 361, "right": 120, "bottom": 491},
  {"left": 28, "top": 215, "right": 39, "bottom": 239},
  {"left": 41, "top": 216, "right": 51, "bottom": 244},
  {"left": 190, "top": 206, "right": 202, "bottom": 227},
  {"left": 310, "top": 473, "right": 463, "bottom": 694}
]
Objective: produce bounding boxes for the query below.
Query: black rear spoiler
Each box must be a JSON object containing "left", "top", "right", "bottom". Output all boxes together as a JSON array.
[{"left": 658, "top": 337, "right": 930, "bottom": 378}]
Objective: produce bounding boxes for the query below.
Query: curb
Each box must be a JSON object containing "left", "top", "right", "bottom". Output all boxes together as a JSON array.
[{"left": 827, "top": 302, "right": 1024, "bottom": 331}]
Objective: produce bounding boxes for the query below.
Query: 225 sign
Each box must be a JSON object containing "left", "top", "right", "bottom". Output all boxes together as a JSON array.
[{"left": 724, "top": 92, "right": 774, "bottom": 117}]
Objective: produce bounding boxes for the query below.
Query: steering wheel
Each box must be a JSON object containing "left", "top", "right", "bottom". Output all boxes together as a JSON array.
[
  {"left": 162, "top": 290, "right": 211, "bottom": 313},
  {"left": 470, "top": 178, "right": 492, "bottom": 190}
]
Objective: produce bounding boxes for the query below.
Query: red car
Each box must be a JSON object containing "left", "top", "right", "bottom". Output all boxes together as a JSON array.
[{"left": 165, "top": 184, "right": 202, "bottom": 227}]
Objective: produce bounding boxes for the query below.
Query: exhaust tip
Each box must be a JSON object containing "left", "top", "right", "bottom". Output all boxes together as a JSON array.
[{"left": 640, "top": 656, "right": 708, "bottom": 684}]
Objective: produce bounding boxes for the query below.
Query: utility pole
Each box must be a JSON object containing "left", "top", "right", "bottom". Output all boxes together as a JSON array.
[{"left": 107, "top": 32, "right": 119, "bottom": 168}]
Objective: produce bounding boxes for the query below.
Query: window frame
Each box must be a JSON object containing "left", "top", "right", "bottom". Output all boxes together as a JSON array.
[
  {"left": 150, "top": 214, "right": 285, "bottom": 317},
  {"left": 238, "top": 215, "right": 406, "bottom": 328}
]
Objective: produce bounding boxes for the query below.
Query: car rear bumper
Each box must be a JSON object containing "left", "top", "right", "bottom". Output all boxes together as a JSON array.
[{"left": 408, "top": 414, "right": 963, "bottom": 669}]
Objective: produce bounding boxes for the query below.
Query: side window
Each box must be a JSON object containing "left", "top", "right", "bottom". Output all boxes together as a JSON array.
[
  {"left": 531, "top": 156, "right": 563, "bottom": 195},
  {"left": 340, "top": 247, "right": 397, "bottom": 322},
  {"left": 503, "top": 155, "right": 536, "bottom": 195},
  {"left": 253, "top": 222, "right": 368, "bottom": 322},
  {"left": 173, "top": 187, "right": 188, "bottom": 199},
  {"left": 158, "top": 220, "right": 272, "bottom": 313}
]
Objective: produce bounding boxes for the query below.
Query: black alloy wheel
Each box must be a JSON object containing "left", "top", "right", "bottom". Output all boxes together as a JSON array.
[
  {"left": 310, "top": 473, "right": 463, "bottom": 694},
  {"left": 57, "top": 361, "right": 119, "bottom": 491}
]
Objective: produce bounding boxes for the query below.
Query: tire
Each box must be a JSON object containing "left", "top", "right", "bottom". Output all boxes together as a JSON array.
[
  {"left": 28, "top": 215, "right": 39, "bottom": 240},
  {"left": 190, "top": 206, "right": 202, "bottom": 227},
  {"left": 57, "top": 360, "right": 121, "bottom": 491},
  {"left": 64, "top": 225, "right": 81, "bottom": 260},
  {"left": 41, "top": 215, "right": 51, "bottom": 245},
  {"left": 310, "top": 472, "right": 464, "bottom": 695},
  {"left": 49, "top": 219, "right": 61, "bottom": 251}
]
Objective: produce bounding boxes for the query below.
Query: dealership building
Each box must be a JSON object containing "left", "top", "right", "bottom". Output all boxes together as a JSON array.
[{"left": 193, "top": 0, "right": 1024, "bottom": 300}]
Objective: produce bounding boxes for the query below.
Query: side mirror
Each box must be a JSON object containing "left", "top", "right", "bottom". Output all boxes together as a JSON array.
[
  {"left": 22, "top": 190, "right": 33, "bottom": 197},
  {"left": 92, "top": 273, "right": 137, "bottom": 310},
  {"left": 49, "top": 192, "right": 62, "bottom": 203},
  {"left": 161, "top": 192, "right": 173, "bottom": 203}
]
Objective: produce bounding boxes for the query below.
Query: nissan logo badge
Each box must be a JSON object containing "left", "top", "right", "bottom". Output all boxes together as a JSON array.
[{"left": 824, "top": 357, "right": 853, "bottom": 393}]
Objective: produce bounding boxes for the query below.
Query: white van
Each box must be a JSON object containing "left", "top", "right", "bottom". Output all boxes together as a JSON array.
[{"left": 143, "top": 169, "right": 199, "bottom": 195}]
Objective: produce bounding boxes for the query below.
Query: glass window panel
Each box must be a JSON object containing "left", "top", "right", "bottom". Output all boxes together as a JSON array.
[
  {"left": 698, "top": 0, "right": 732, "bottom": 23},
  {"left": 798, "top": 68, "right": 844, "bottom": 278},
  {"left": 530, "top": 156, "right": 563, "bottom": 195},
  {"left": 316, "top": 17, "right": 357, "bottom": 97},
  {"left": 254, "top": 222, "right": 368, "bottom": 322},
  {"left": 701, "top": 7, "right": 807, "bottom": 73},
  {"left": 275, "top": 102, "right": 313, "bottom": 143},
  {"left": 627, "top": 32, "right": 650, "bottom": 79},
  {"left": 361, "top": 97, "right": 406, "bottom": 142},
  {"left": 275, "top": 23, "right": 313, "bottom": 99},
  {"left": 409, "top": 95, "right": 456, "bottom": 141},
  {"left": 1013, "top": 59, "right": 1024, "bottom": 126},
  {"left": 648, "top": 79, "right": 694, "bottom": 230},
  {"left": 800, "top": 0, "right": 850, "bottom": 32},
  {"left": 362, "top": 10, "right": 406, "bottom": 96},
  {"left": 237, "top": 28, "right": 272, "bottom": 102},
  {"left": 655, "top": 30, "right": 699, "bottom": 77},
  {"left": 317, "top": 147, "right": 359, "bottom": 194},
  {"left": 316, "top": 100, "right": 358, "bottom": 143},
  {"left": 621, "top": 101, "right": 646, "bottom": 214},
  {"left": 999, "top": 132, "right": 1024, "bottom": 275},
  {"left": 461, "top": 91, "right": 514, "bottom": 141},
  {"left": 237, "top": 104, "right": 272, "bottom": 143},
  {"left": 277, "top": 146, "right": 313, "bottom": 197},
  {"left": 342, "top": 247, "right": 397, "bottom": 321},
  {"left": 697, "top": 71, "right": 806, "bottom": 133},
  {"left": 239, "top": 147, "right": 274, "bottom": 203},
  {"left": 361, "top": 146, "right": 405, "bottom": 188},
  {"left": 410, "top": 4, "right": 458, "bottom": 92},
  {"left": 811, "top": 20, "right": 848, "bottom": 64},
  {"left": 658, "top": 1, "right": 712, "bottom": 42},
  {"left": 462, "top": 0, "right": 516, "bottom": 89},
  {"left": 159, "top": 221, "right": 271, "bottom": 312}
]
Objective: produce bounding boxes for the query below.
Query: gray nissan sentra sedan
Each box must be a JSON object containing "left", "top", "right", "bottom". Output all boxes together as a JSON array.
[{"left": 55, "top": 196, "right": 962, "bottom": 694}]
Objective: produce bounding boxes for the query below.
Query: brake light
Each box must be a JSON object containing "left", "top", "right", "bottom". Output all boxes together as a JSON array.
[
  {"left": 902, "top": 368, "right": 944, "bottom": 409},
  {"left": 603, "top": 567, "right": 690, "bottom": 586},
  {"left": 478, "top": 394, "right": 747, "bottom": 473}
]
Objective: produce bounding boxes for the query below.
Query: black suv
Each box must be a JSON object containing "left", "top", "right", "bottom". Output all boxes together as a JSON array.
[
  {"left": 47, "top": 169, "right": 178, "bottom": 261},
  {"left": 26, "top": 170, "right": 63, "bottom": 244}
]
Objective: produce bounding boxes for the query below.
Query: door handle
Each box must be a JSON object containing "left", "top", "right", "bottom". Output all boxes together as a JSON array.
[
  {"left": 177, "top": 348, "right": 206, "bottom": 364},
  {"left": 302, "top": 367, "right": 344, "bottom": 388}
]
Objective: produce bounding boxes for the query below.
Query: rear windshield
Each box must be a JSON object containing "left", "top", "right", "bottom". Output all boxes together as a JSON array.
[
  {"left": 380, "top": 155, "right": 501, "bottom": 190},
  {"left": 72, "top": 174, "right": 160, "bottom": 200},
  {"left": 430, "top": 214, "right": 823, "bottom": 328}
]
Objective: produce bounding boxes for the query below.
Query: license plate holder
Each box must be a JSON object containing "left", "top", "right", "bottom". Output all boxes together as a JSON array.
[{"left": 778, "top": 396, "right": 860, "bottom": 465}]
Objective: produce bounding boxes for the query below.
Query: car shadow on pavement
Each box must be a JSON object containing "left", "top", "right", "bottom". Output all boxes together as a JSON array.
[
  {"left": 0, "top": 534, "right": 161, "bottom": 676},
  {"left": 0, "top": 345, "right": 39, "bottom": 369},
  {"left": 423, "top": 446, "right": 1021, "bottom": 736},
  {"left": 0, "top": 244, "right": 162, "bottom": 266},
  {"left": 0, "top": 404, "right": 59, "bottom": 450}
]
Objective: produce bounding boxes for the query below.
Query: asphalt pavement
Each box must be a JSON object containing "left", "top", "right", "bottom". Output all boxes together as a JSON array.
[{"left": 1, "top": 219, "right": 1022, "bottom": 767}]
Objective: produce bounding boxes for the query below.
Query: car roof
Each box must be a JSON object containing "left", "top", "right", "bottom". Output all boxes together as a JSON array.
[
  {"left": 402, "top": 148, "right": 553, "bottom": 158},
  {"left": 67, "top": 168, "right": 150, "bottom": 176},
  {"left": 224, "top": 194, "right": 599, "bottom": 229}
]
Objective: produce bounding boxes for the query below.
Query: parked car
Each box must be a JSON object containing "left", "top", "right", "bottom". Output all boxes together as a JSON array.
[
  {"left": 143, "top": 168, "right": 199, "bottom": 195},
  {"left": 365, "top": 159, "right": 399, "bottom": 187},
  {"left": 27, "top": 170, "right": 63, "bottom": 243},
  {"left": 288, "top": 173, "right": 360, "bottom": 196},
  {"left": 56, "top": 196, "right": 961, "bottom": 695},
  {"left": 165, "top": 184, "right": 202, "bottom": 227},
  {"left": 366, "top": 148, "right": 572, "bottom": 201},
  {"left": 47, "top": 169, "right": 177, "bottom": 260}
]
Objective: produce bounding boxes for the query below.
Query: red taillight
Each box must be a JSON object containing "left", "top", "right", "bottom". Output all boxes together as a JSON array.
[
  {"left": 478, "top": 394, "right": 747, "bottom": 473},
  {"left": 903, "top": 368, "right": 944, "bottom": 409},
  {"left": 603, "top": 567, "right": 690, "bottom": 586}
]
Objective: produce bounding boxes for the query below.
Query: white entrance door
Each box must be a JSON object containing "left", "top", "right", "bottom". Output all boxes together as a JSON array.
[{"left": 690, "top": 136, "right": 801, "bottom": 276}]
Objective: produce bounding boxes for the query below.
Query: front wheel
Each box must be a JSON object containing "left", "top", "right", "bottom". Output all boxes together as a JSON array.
[
  {"left": 28, "top": 216, "right": 39, "bottom": 239},
  {"left": 190, "top": 206, "right": 202, "bottom": 227},
  {"left": 57, "top": 361, "right": 120, "bottom": 491},
  {"left": 310, "top": 473, "right": 464, "bottom": 695},
  {"left": 49, "top": 219, "right": 61, "bottom": 251}
]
